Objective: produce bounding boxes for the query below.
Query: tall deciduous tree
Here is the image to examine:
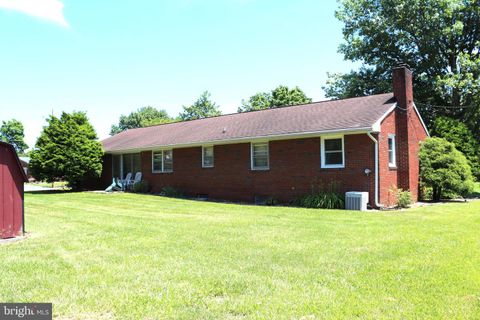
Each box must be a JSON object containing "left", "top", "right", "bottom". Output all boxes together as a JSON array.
[
  {"left": 0, "top": 119, "right": 28, "bottom": 154},
  {"left": 179, "top": 91, "right": 221, "bottom": 121},
  {"left": 323, "top": 0, "right": 480, "bottom": 130},
  {"left": 30, "top": 111, "right": 103, "bottom": 190},
  {"left": 110, "top": 106, "right": 173, "bottom": 135},
  {"left": 238, "top": 86, "right": 312, "bottom": 112}
]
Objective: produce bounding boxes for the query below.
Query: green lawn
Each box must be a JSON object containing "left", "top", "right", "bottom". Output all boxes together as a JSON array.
[{"left": 1, "top": 193, "right": 480, "bottom": 319}]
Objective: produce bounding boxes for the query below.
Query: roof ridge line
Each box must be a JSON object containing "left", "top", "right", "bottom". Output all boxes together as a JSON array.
[{"left": 108, "top": 92, "right": 394, "bottom": 137}]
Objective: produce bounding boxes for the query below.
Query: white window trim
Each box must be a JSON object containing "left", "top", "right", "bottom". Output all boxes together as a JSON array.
[
  {"left": 201, "top": 146, "right": 214, "bottom": 168},
  {"left": 388, "top": 134, "right": 397, "bottom": 168},
  {"left": 321, "top": 135, "right": 345, "bottom": 169},
  {"left": 250, "top": 142, "right": 269, "bottom": 171},
  {"left": 152, "top": 149, "right": 173, "bottom": 173}
]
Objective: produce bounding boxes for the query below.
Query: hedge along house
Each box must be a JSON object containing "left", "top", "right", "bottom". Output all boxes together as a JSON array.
[
  {"left": 0, "top": 142, "right": 27, "bottom": 239},
  {"left": 101, "top": 66, "right": 429, "bottom": 207}
]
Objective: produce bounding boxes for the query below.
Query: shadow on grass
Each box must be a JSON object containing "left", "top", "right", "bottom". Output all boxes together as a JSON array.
[{"left": 25, "top": 190, "right": 76, "bottom": 195}]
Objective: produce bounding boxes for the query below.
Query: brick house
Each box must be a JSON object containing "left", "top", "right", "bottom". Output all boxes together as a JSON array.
[{"left": 100, "top": 66, "right": 428, "bottom": 207}]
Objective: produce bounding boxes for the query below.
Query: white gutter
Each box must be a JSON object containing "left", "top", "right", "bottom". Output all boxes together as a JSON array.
[
  {"left": 104, "top": 127, "right": 373, "bottom": 154},
  {"left": 367, "top": 132, "right": 383, "bottom": 208}
]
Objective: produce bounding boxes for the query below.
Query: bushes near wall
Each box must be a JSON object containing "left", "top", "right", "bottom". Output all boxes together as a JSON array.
[
  {"left": 161, "top": 186, "right": 183, "bottom": 198},
  {"left": 132, "top": 180, "right": 150, "bottom": 193},
  {"left": 293, "top": 192, "right": 345, "bottom": 209}
]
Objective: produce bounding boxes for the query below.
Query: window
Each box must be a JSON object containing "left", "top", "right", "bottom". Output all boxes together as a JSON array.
[
  {"left": 152, "top": 150, "right": 173, "bottom": 173},
  {"left": 202, "top": 146, "right": 214, "bottom": 168},
  {"left": 251, "top": 142, "right": 269, "bottom": 170},
  {"left": 112, "top": 153, "right": 141, "bottom": 179},
  {"left": 388, "top": 134, "right": 396, "bottom": 167},
  {"left": 321, "top": 136, "right": 344, "bottom": 168},
  {"left": 123, "top": 153, "right": 141, "bottom": 176}
]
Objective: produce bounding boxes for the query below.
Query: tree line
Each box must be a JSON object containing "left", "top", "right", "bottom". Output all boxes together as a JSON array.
[{"left": 109, "top": 85, "right": 312, "bottom": 135}]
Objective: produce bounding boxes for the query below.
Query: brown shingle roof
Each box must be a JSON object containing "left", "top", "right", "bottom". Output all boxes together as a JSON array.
[{"left": 102, "top": 93, "right": 395, "bottom": 152}]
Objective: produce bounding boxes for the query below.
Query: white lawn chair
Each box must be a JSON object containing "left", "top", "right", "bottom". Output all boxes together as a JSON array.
[
  {"left": 127, "top": 172, "right": 142, "bottom": 190},
  {"left": 119, "top": 172, "right": 132, "bottom": 191}
]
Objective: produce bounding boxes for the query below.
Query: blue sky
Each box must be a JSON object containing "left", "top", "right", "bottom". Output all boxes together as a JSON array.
[{"left": 0, "top": 0, "right": 357, "bottom": 147}]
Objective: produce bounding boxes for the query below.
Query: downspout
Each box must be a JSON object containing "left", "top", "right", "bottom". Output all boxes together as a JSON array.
[{"left": 367, "top": 132, "right": 383, "bottom": 208}]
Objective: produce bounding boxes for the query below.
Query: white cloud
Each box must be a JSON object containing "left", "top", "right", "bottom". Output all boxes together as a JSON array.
[{"left": 0, "top": 0, "right": 68, "bottom": 26}]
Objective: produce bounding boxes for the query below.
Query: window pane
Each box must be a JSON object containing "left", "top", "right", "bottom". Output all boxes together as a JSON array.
[
  {"left": 203, "top": 147, "right": 214, "bottom": 167},
  {"left": 153, "top": 152, "right": 163, "bottom": 172},
  {"left": 388, "top": 138, "right": 393, "bottom": 151},
  {"left": 204, "top": 146, "right": 213, "bottom": 157},
  {"left": 325, "top": 152, "right": 343, "bottom": 165},
  {"left": 254, "top": 156, "right": 268, "bottom": 168},
  {"left": 253, "top": 144, "right": 268, "bottom": 156},
  {"left": 163, "top": 150, "right": 173, "bottom": 171},
  {"left": 325, "top": 139, "right": 342, "bottom": 151},
  {"left": 252, "top": 143, "right": 269, "bottom": 169},
  {"left": 389, "top": 150, "right": 394, "bottom": 164}
]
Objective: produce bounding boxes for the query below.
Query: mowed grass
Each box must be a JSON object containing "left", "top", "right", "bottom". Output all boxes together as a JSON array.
[{"left": 1, "top": 193, "right": 480, "bottom": 319}]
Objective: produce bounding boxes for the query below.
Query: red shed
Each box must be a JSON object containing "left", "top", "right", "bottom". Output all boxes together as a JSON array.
[{"left": 0, "top": 141, "right": 27, "bottom": 239}]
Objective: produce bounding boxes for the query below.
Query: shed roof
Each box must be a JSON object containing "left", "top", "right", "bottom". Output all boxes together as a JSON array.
[
  {"left": 102, "top": 93, "right": 395, "bottom": 153},
  {"left": 0, "top": 142, "right": 28, "bottom": 182}
]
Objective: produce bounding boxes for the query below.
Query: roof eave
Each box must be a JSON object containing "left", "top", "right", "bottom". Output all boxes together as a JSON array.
[
  {"left": 103, "top": 126, "right": 375, "bottom": 154},
  {"left": 371, "top": 103, "right": 397, "bottom": 132}
]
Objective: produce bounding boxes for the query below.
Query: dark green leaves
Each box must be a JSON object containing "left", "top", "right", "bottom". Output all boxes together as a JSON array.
[
  {"left": 0, "top": 119, "right": 28, "bottom": 154},
  {"left": 238, "top": 86, "right": 312, "bottom": 113},
  {"left": 30, "top": 111, "right": 103, "bottom": 190}
]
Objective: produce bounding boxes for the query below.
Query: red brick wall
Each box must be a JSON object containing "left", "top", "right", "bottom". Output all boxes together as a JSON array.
[
  {"left": 378, "top": 107, "right": 428, "bottom": 206},
  {"left": 102, "top": 135, "right": 377, "bottom": 204},
  {"left": 378, "top": 110, "right": 399, "bottom": 206}
]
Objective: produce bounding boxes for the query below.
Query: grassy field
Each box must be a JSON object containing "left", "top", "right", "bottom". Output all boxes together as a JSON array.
[{"left": 1, "top": 192, "right": 479, "bottom": 319}]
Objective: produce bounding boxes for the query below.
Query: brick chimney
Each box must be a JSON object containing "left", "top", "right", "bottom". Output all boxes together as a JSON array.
[
  {"left": 392, "top": 64, "right": 417, "bottom": 199},
  {"left": 392, "top": 64, "right": 413, "bottom": 111}
]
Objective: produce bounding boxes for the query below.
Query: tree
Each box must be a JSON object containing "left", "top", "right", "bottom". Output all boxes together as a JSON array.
[
  {"left": 238, "top": 92, "right": 272, "bottom": 112},
  {"left": 179, "top": 91, "right": 222, "bottom": 121},
  {"left": 0, "top": 119, "right": 28, "bottom": 154},
  {"left": 323, "top": 0, "right": 480, "bottom": 129},
  {"left": 110, "top": 106, "right": 173, "bottom": 135},
  {"left": 419, "top": 137, "right": 474, "bottom": 201},
  {"left": 30, "top": 111, "right": 103, "bottom": 190},
  {"left": 431, "top": 116, "right": 480, "bottom": 179},
  {"left": 238, "top": 86, "right": 312, "bottom": 112}
]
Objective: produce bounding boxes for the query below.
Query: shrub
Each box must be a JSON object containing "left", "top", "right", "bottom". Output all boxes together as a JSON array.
[
  {"left": 132, "top": 180, "right": 150, "bottom": 193},
  {"left": 419, "top": 137, "right": 474, "bottom": 202},
  {"left": 431, "top": 116, "right": 480, "bottom": 180},
  {"left": 389, "top": 186, "right": 413, "bottom": 208},
  {"left": 161, "top": 186, "right": 182, "bottom": 198},
  {"left": 293, "top": 192, "right": 345, "bottom": 209},
  {"left": 397, "top": 189, "right": 413, "bottom": 208}
]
